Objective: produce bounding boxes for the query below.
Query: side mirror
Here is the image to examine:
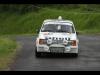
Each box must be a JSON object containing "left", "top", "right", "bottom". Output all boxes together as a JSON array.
[
  {"left": 76, "top": 32, "right": 79, "bottom": 35},
  {"left": 36, "top": 29, "right": 40, "bottom": 33}
]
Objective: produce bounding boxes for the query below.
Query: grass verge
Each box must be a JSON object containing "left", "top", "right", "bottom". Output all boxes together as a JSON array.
[
  {"left": 0, "top": 8, "right": 100, "bottom": 34},
  {"left": 0, "top": 36, "right": 19, "bottom": 70}
]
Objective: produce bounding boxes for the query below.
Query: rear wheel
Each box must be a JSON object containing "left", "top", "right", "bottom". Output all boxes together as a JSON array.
[
  {"left": 35, "top": 47, "right": 41, "bottom": 57},
  {"left": 72, "top": 53, "right": 78, "bottom": 57}
]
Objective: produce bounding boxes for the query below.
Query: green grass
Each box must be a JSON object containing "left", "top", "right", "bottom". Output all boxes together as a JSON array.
[
  {"left": 0, "top": 36, "right": 18, "bottom": 70},
  {"left": 0, "top": 7, "right": 100, "bottom": 35}
]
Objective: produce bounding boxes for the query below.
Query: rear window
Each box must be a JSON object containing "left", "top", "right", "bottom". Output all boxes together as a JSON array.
[{"left": 41, "top": 24, "right": 75, "bottom": 33}]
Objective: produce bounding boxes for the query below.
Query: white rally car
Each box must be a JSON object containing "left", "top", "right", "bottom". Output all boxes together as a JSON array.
[{"left": 35, "top": 16, "right": 79, "bottom": 57}]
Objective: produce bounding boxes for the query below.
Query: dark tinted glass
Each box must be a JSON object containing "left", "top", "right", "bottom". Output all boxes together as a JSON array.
[{"left": 41, "top": 24, "right": 75, "bottom": 33}]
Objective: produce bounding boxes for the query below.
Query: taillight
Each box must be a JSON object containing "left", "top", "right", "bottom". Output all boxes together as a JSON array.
[
  {"left": 39, "top": 39, "right": 46, "bottom": 44},
  {"left": 71, "top": 40, "right": 76, "bottom": 46}
]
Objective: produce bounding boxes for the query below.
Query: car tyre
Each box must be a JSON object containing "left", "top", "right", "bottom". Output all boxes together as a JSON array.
[
  {"left": 35, "top": 47, "right": 41, "bottom": 57},
  {"left": 73, "top": 53, "right": 78, "bottom": 57}
]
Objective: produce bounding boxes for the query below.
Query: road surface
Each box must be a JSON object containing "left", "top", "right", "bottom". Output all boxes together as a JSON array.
[{"left": 10, "top": 35, "right": 100, "bottom": 71}]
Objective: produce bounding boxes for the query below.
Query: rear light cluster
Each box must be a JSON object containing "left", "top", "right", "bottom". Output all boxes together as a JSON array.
[
  {"left": 39, "top": 39, "right": 47, "bottom": 44},
  {"left": 38, "top": 39, "right": 77, "bottom": 46},
  {"left": 71, "top": 40, "right": 76, "bottom": 46}
]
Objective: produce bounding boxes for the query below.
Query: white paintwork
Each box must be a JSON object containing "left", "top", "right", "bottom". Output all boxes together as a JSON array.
[{"left": 36, "top": 16, "right": 79, "bottom": 54}]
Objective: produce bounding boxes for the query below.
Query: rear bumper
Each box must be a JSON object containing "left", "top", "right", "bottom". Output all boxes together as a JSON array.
[{"left": 36, "top": 44, "right": 78, "bottom": 53}]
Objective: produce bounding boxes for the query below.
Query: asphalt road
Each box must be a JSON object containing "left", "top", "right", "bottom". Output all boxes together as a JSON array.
[{"left": 10, "top": 35, "right": 100, "bottom": 71}]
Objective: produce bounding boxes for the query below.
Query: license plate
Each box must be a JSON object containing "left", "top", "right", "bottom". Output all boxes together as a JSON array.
[{"left": 50, "top": 47, "right": 64, "bottom": 53}]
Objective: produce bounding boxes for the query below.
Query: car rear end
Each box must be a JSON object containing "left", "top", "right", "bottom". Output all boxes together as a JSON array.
[
  {"left": 35, "top": 34, "right": 79, "bottom": 57},
  {"left": 35, "top": 17, "right": 79, "bottom": 57}
]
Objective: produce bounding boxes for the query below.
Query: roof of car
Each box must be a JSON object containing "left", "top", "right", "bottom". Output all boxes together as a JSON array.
[
  {"left": 44, "top": 19, "right": 73, "bottom": 23},
  {"left": 43, "top": 19, "right": 73, "bottom": 25},
  {"left": 43, "top": 16, "right": 74, "bottom": 26}
]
